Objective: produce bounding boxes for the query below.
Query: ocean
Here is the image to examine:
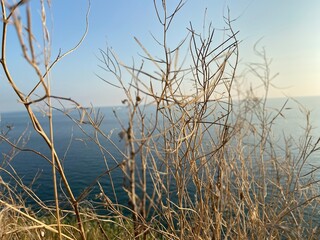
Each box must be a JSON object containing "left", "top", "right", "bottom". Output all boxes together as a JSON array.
[{"left": 0, "top": 96, "right": 319, "bottom": 208}]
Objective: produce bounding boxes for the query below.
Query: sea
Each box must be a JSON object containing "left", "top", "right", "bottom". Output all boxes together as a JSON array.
[{"left": 0, "top": 96, "right": 319, "bottom": 209}]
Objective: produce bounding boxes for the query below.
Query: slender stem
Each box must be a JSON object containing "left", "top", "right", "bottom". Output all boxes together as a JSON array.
[{"left": 0, "top": 1, "right": 86, "bottom": 239}]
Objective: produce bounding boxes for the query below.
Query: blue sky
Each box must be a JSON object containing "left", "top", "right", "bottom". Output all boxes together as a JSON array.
[{"left": 0, "top": 0, "right": 319, "bottom": 112}]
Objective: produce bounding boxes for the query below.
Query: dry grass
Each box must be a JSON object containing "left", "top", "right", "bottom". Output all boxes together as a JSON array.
[{"left": 0, "top": 0, "right": 319, "bottom": 239}]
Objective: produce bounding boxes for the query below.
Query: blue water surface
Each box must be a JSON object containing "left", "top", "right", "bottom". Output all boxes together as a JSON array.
[{"left": 0, "top": 96, "right": 319, "bottom": 209}]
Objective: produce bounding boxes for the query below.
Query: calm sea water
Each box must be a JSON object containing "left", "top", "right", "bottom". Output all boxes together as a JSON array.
[{"left": 0, "top": 96, "right": 319, "bottom": 207}]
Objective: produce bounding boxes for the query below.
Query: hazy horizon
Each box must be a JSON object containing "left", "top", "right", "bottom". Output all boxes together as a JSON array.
[{"left": 1, "top": 94, "right": 319, "bottom": 114}]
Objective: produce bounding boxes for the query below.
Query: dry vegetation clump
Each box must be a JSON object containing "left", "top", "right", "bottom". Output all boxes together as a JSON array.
[{"left": 0, "top": 0, "right": 319, "bottom": 239}]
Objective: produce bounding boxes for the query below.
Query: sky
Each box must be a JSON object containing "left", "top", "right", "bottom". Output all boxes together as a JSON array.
[{"left": 0, "top": 0, "right": 319, "bottom": 113}]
